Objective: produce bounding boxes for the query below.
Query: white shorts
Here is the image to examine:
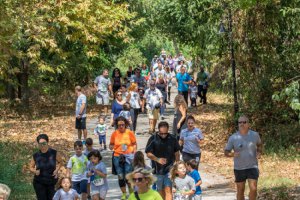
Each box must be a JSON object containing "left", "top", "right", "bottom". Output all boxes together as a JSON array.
[
  {"left": 90, "top": 187, "right": 107, "bottom": 199},
  {"left": 96, "top": 92, "right": 110, "bottom": 105}
]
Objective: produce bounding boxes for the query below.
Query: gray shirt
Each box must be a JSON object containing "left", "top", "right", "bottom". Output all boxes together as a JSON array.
[
  {"left": 154, "top": 68, "right": 166, "bottom": 79},
  {"left": 94, "top": 75, "right": 111, "bottom": 93},
  {"left": 225, "top": 130, "right": 261, "bottom": 170},
  {"left": 76, "top": 94, "right": 87, "bottom": 117},
  {"left": 180, "top": 128, "right": 204, "bottom": 154},
  {"left": 53, "top": 188, "right": 78, "bottom": 200},
  {"left": 173, "top": 175, "right": 196, "bottom": 200},
  {"left": 88, "top": 161, "right": 109, "bottom": 191}
]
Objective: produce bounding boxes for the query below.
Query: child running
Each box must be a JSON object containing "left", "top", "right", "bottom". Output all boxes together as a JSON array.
[
  {"left": 53, "top": 177, "right": 79, "bottom": 200},
  {"left": 133, "top": 151, "right": 152, "bottom": 171},
  {"left": 94, "top": 116, "right": 107, "bottom": 150},
  {"left": 170, "top": 161, "right": 196, "bottom": 200},
  {"left": 189, "top": 80, "right": 198, "bottom": 107},
  {"left": 119, "top": 102, "right": 133, "bottom": 130},
  {"left": 187, "top": 159, "right": 202, "bottom": 200},
  {"left": 83, "top": 138, "right": 96, "bottom": 156},
  {"left": 67, "top": 141, "right": 89, "bottom": 200},
  {"left": 87, "top": 150, "right": 108, "bottom": 200}
]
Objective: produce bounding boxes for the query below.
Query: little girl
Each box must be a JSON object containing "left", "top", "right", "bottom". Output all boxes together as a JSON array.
[
  {"left": 170, "top": 161, "right": 196, "bottom": 200},
  {"left": 119, "top": 102, "right": 133, "bottom": 130},
  {"left": 133, "top": 151, "right": 152, "bottom": 170},
  {"left": 53, "top": 177, "right": 79, "bottom": 200},
  {"left": 189, "top": 81, "right": 198, "bottom": 107},
  {"left": 87, "top": 150, "right": 108, "bottom": 200}
]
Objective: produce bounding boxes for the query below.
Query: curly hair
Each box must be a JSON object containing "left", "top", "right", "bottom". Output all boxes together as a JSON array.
[
  {"left": 114, "top": 116, "right": 130, "bottom": 129},
  {"left": 170, "top": 161, "right": 186, "bottom": 182}
]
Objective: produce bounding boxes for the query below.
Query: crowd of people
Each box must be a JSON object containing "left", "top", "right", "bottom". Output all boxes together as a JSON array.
[{"left": 29, "top": 50, "right": 262, "bottom": 200}]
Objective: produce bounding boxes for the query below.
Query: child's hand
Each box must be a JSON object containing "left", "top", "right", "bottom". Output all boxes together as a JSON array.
[
  {"left": 87, "top": 171, "right": 93, "bottom": 177},
  {"left": 35, "top": 169, "right": 40, "bottom": 176}
]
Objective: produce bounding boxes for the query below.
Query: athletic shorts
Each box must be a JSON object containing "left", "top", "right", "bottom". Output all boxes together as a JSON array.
[
  {"left": 156, "top": 173, "right": 172, "bottom": 191},
  {"left": 75, "top": 117, "right": 86, "bottom": 130},
  {"left": 96, "top": 91, "right": 110, "bottom": 105},
  {"left": 234, "top": 168, "right": 259, "bottom": 182},
  {"left": 148, "top": 108, "right": 159, "bottom": 120},
  {"left": 90, "top": 186, "right": 107, "bottom": 199},
  {"left": 72, "top": 180, "right": 88, "bottom": 194}
]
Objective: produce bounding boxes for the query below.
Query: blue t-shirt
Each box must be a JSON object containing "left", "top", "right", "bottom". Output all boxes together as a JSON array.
[
  {"left": 189, "top": 169, "right": 202, "bottom": 195},
  {"left": 111, "top": 100, "right": 123, "bottom": 119},
  {"left": 176, "top": 73, "right": 192, "bottom": 92}
]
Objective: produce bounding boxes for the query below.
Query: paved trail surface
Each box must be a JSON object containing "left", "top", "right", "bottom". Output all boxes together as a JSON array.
[{"left": 75, "top": 88, "right": 238, "bottom": 199}]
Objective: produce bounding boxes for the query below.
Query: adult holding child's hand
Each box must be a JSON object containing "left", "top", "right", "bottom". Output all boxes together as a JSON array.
[{"left": 30, "top": 134, "right": 62, "bottom": 200}]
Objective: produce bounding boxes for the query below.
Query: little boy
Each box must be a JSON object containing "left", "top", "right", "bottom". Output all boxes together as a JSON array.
[
  {"left": 187, "top": 159, "right": 202, "bottom": 200},
  {"left": 67, "top": 141, "right": 88, "bottom": 200},
  {"left": 94, "top": 116, "right": 107, "bottom": 150},
  {"left": 83, "top": 138, "right": 96, "bottom": 156}
]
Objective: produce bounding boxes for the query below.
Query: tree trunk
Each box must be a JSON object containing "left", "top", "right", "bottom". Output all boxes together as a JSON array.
[
  {"left": 20, "top": 58, "right": 29, "bottom": 108},
  {"left": 173, "top": 39, "right": 180, "bottom": 55}
]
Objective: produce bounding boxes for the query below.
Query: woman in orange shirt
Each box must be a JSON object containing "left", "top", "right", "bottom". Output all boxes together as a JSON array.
[{"left": 109, "top": 116, "right": 137, "bottom": 199}]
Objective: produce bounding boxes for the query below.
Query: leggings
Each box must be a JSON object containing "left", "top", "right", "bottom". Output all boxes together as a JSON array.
[
  {"left": 33, "top": 180, "right": 55, "bottom": 200},
  {"left": 130, "top": 108, "right": 139, "bottom": 132}
]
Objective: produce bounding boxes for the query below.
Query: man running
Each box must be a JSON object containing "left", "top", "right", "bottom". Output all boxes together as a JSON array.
[
  {"left": 146, "top": 121, "right": 180, "bottom": 200},
  {"left": 94, "top": 69, "right": 113, "bottom": 116},
  {"left": 196, "top": 66, "right": 210, "bottom": 104},
  {"left": 176, "top": 66, "right": 192, "bottom": 104},
  {"left": 224, "top": 115, "right": 262, "bottom": 200}
]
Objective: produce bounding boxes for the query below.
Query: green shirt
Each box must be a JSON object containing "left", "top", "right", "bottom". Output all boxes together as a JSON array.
[
  {"left": 128, "top": 189, "right": 163, "bottom": 200},
  {"left": 141, "top": 69, "right": 149, "bottom": 77},
  {"left": 196, "top": 71, "right": 208, "bottom": 85}
]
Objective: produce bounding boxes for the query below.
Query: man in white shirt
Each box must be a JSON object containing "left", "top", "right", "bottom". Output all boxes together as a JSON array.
[{"left": 144, "top": 80, "right": 164, "bottom": 134}]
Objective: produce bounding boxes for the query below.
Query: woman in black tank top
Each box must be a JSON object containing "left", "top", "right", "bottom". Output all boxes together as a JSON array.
[
  {"left": 173, "top": 94, "right": 188, "bottom": 140},
  {"left": 30, "top": 134, "right": 61, "bottom": 200},
  {"left": 112, "top": 68, "right": 122, "bottom": 93}
]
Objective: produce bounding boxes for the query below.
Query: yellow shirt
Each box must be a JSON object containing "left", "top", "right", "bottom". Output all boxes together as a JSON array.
[{"left": 128, "top": 189, "right": 163, "bottom": 200}]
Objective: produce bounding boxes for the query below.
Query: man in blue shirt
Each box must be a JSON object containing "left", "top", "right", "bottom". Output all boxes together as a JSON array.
[{"left": 176, "top": 66, "right": 192, "bottom": 104}]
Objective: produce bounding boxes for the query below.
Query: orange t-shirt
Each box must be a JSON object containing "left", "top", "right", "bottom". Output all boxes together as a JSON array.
[{"left": 110, "top": 129, "right": 137, "bottom": 156}]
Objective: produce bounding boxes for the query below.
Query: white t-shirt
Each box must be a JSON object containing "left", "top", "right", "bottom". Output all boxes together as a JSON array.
[
  {"left": 129, "top": 91, "right": 141, "bottom": 109},
  {"left": 53, "top": 188, "right": 79, "bottom": 200},
  {"left": 154, "top": 68, "right": 166, "bottom": 79},
  {"left": 144, "top": 88, "right": 163, "bottom": 110},
  {"left": 67, "top": 154, "right": 88, "bottom": 182}
]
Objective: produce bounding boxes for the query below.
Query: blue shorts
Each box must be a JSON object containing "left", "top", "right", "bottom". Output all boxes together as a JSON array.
[
  {"left": 72, "top": 179, "right": 88, "bottom": 194},
  {"left": 113, "top": 156, "right": 133, "bottom": 179},
  {"left": 98, "top": 135, "right": 106, "bottom": 145},
  {"left": 156, "top": 173, "right": 172, "bottom": 191}
]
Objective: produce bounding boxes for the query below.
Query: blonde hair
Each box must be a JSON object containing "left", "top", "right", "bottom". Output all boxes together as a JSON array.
[
  {"left": 170, "top": 161, "right": 186, "bottom": 182},
  {"left": 174, "top": 94, "right": 187, "bottom": 109},
  {"left": 126, "top": 168, "right": 156, "bottom": 188},
  {"left": 128, "top": 82, "right": 138, "bottom": 92}
]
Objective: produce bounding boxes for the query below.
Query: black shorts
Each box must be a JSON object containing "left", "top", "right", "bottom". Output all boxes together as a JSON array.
[
  {"left": 234, "top": 168, "right": 259, "bottom": 182},
  {"left": 75, "top": 117, "right": 86, "bottom": 130}
]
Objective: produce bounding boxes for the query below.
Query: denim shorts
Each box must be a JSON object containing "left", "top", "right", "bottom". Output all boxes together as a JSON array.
[
  {"left": 113, "top": 156, "right": 133, "bottom": 179},
  {"left": 156, "top": 173, "right": 172, "bottom": 191},
  {"left": 72, "top": 179, "right": 88, "bottom": 194}
]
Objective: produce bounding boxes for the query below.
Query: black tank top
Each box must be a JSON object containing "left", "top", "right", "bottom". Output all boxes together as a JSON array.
[
  {"left": 173, "top": 108, "right": 187, "bottom": 135},
  {"left": 113, "top": 76, "right": 121, "bottom": 86},
  {"left": 33, "top": 148, "right": 57, "bottom": 185}
]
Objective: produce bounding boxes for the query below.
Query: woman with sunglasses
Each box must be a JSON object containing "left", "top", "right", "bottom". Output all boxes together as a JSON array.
[
  {"left": 127, "top": 168, "right": 162, "bottom": 200},
  {"left": 110, "top": 91, "right": 126, "bottom": 127},
  {"left": 29, "top": 134, "right": 62, "bottom": 200},
  {"left": 109, "top": 116, "right": 137, "bottom": 200}
]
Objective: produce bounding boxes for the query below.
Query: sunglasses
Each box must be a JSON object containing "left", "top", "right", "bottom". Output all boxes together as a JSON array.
[
  {"left": 133, "top": 177, "right": 144, "bottom": 182},
  {"left": 38, "top": 142, "right": 48, "bottom": 146},
  {"left": 238, "top": 121, "right": 247, "bottom": 124},
  {"left": 117, "top": 94, "right": 122, "bottom": 96}
]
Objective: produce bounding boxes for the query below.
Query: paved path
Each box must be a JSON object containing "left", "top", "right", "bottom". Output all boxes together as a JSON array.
[{"left": 81, "top": 88, "right": 238, "bottom": 199}]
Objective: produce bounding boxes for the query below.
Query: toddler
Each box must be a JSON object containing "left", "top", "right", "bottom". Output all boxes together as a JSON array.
[
  {"left": 53, "top": 177, "right": 79, "bottom": 200},
  {"left": 94, "top": 116, "right": 107, "bottom": 150},
  {"left": 187, "top": 159, "right": 202, "bottom": 200}
]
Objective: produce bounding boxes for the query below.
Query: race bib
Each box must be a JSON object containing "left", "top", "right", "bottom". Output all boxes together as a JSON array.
[
  {"left": 121, "top": 144, "right": 128, "bottom": 151},
  {"left": 92, "top": 178, "right": 104, "bottom": 186}
]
